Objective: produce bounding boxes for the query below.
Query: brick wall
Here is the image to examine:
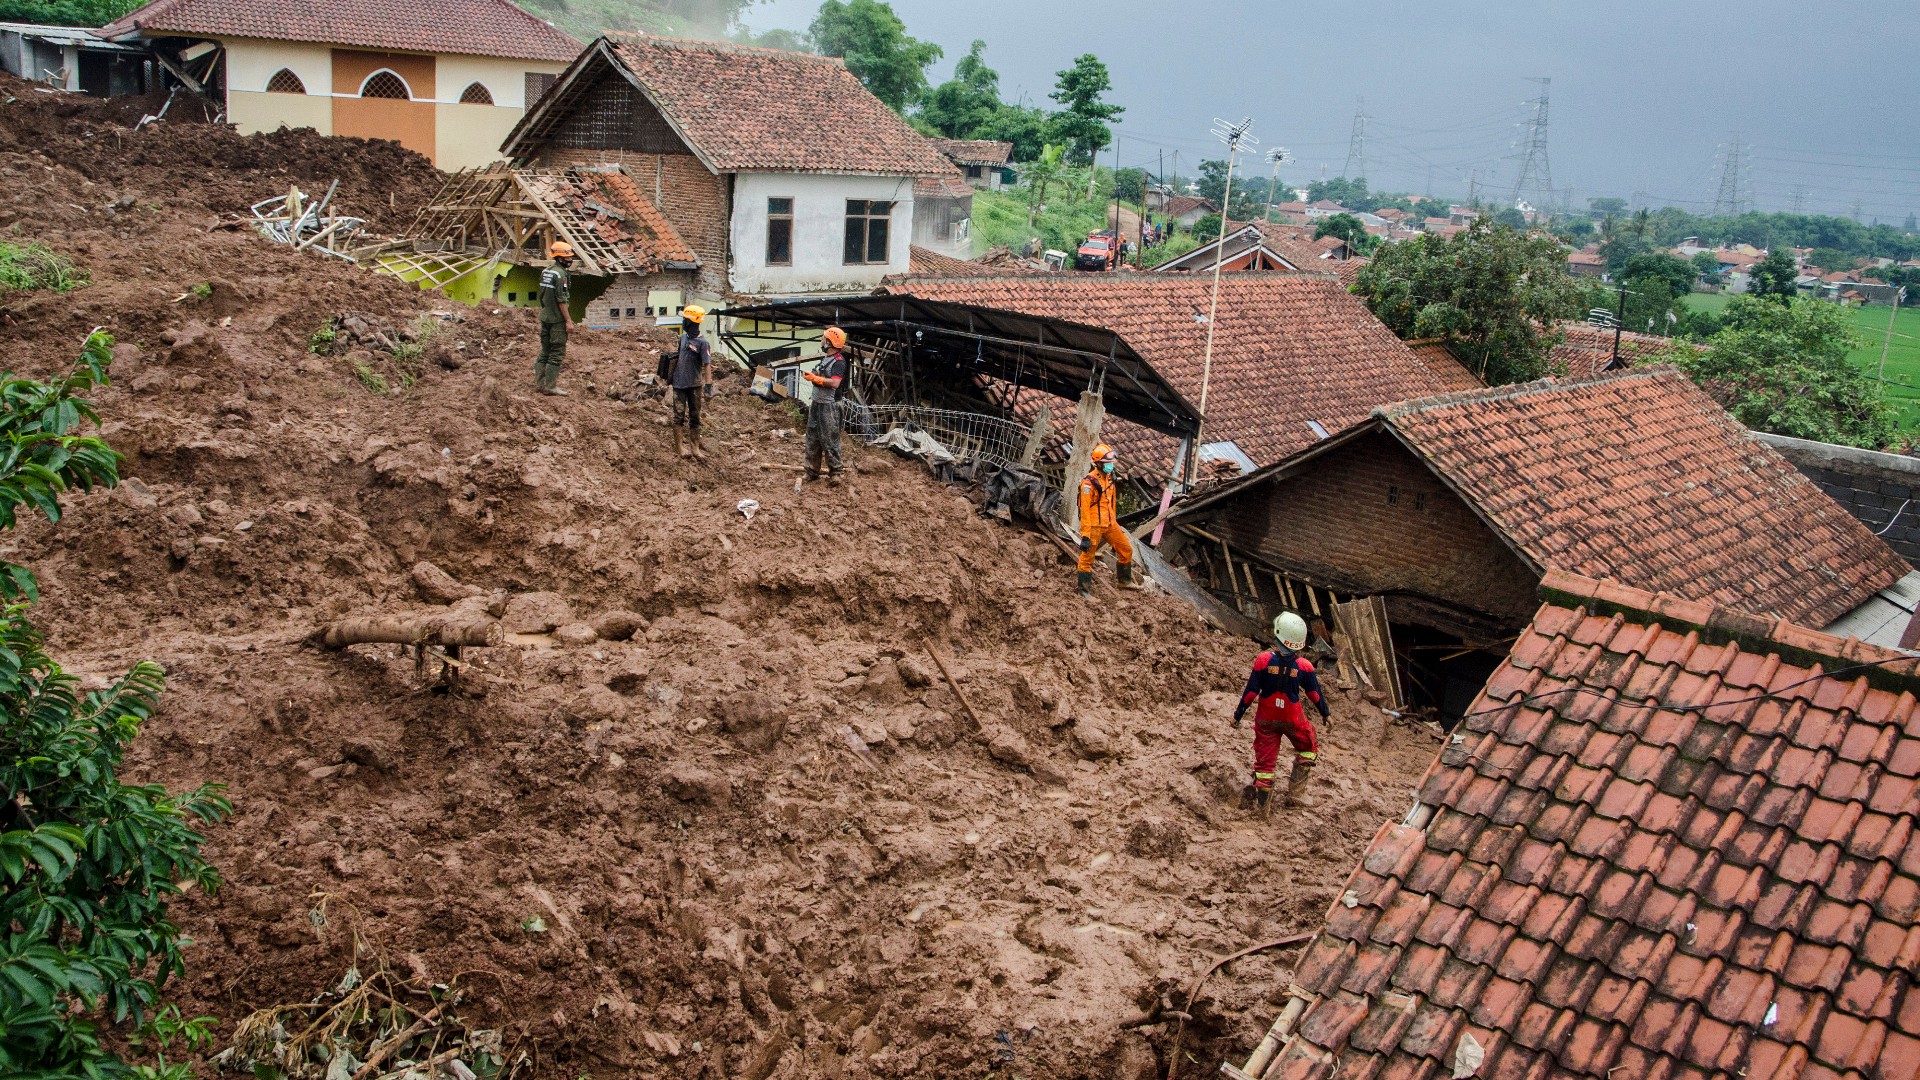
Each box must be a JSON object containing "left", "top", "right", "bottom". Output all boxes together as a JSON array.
[
  {"left": 539, "top": 149, "right": 730, "bottom": 294},
  {"left": 1757, "top": 432, "right": 1920, "bottom": 567},
  {"left": 1204, "top": 429, "right": 1541, "bottom": 627}
]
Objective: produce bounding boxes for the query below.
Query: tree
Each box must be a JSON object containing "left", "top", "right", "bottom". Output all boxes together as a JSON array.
[
  {"left": 1194, "top": 160, "right": 1263, "bottom": 219},
  {"left": 1690, "top": 250, "right": 1722, "bottom": 280},
  {"left": 1618, "top": 252, "right": 1697, "bottom": 335},
  {"left": 1588, "top": 196, "right": 1630, "bottom": 218},
  {"left": 1314, "top": 213, "right": 1376, "bottom": 254},
  {"left": 1597, "top": 208, "right": 1654, "bottom": 274},
  {"left": 977, "top": 104, "right": 1048, "bottom": 163},
  {"left": 1188, "top": 213, "right": 1223, "bottom": 241},
  {"left": 1047, "top": 54, "right": 1122, "bottom": 165},
  {"left": 808, "top": 0, "right": 941, "bottom": 112},
  {"left": 1024, "top": 143, "right": 1065, "bottom": 225},
  {"left": 1749, "top": 248, "right": 1799, "bottom": 303},
  {"left": 1353, "top": 219, "right": 1589, "bottom": 385},
  {"left": 918, "top": 39, "right": 999, "bottom": 138},
  {"left": 1805, "top": 247, "right": 1856, "bottom": 273},
  {"left": 1306, "top": 177, "right": 1369, "bottom": 210},
  {"left": 1668, "top": 296, "right": 1896, "bottom": 449},
  {"left": 0, "top": 331, "right": 230, "bottom": 1076},
  {"left": 1112, "top": 168, "right": 1147, "bottom": 205},
  {"left": 1493, "top": 207, "right": 1527, "bottom": 230}
]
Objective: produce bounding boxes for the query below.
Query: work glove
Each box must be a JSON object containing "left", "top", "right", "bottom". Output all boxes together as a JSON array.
[
  {"left": 1078, "top": 537, "right": 1092, "bottom": 552},
  {"left": 1232, "top": 706, "right": 1245, "bottom": 729}
]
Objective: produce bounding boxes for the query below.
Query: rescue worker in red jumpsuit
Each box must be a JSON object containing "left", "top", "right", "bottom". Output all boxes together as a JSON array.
[{"left": 1233, "top": 612, "right": 1329, "bottom": 810}]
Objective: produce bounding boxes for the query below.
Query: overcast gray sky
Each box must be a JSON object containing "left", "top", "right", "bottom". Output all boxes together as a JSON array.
[{"left": 747, "top": 0, "right": 1920, "bottom": 223}]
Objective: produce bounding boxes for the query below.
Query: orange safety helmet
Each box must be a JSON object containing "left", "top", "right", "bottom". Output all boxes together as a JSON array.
[
  {"left": 549, "top": 240, "right": 575, "bottom": 259},
  {"left": 1090, "top": 443, "right": 1116, "bottom": 463},
  {"left": 822, "top": 326, "right": 848, "bottom": 349}
]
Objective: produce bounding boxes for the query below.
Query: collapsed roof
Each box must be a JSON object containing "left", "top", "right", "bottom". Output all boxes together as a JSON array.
[
  {"left": 1242, "top": 569, "right": 1920, "bottom": 1079},
  {"left": 406, "top": 165, "right": 695, "bottom": 276}
]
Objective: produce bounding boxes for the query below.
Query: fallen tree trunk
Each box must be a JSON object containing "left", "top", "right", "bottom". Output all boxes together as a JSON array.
[{"left": 317, "top": 614, "right": 504, "bottom": 649}]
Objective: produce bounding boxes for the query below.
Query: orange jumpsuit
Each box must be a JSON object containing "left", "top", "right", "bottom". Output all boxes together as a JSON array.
[{"left": 1077, "top": 470, "right": 1133, "bottom": 573}]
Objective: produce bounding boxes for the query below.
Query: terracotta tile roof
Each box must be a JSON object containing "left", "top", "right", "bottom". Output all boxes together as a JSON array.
[
  {"left": 912, "top": 174, "right": 974, "bottom": 199},
  {"left": 904, "top": 245, "right": 1037, "bottom": 277},
  {"left": 1402, "top": 340, "right": 1484, "bottom": 392},
  {"left": 1162, "top": 195, "right": 1217, "bottom": 218},
  {"left": 531, "top": 168, "right": 697, "bottom": 270},
  {"left": 1549, "top": 323, "right": 1692, "bottom": 377},
  {"left": 102, "top": 0, "right": 581, "bottom": 61},
  {"left": 883, "top": 273, "right": 1479, "bottom": 472},
  {"left": 931, "top": 138, "right": 1013, "bottom": 165},
  {"left": 559, "top": 35, "right": 957, "bottom": 176},
  {"left": 1274, "top": 201, "right": 1310, "bottom": 214},
  {"left": 1376, "top": 368, "right": 1909, "bottom": 627},
  {"left": 1248, "top": 569, "right": 1920, "bottom": 1080},
  {"left": 1567, "top": 251, "right": 1607, "bottom": 265},
  {"left": 1309, "top": 199, "right": 1348, "bottom": 211}
]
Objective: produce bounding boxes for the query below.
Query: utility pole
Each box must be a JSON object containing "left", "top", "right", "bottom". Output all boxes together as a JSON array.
[
  {"left": 1342, "top": 97, "right": 1368, "bottom": 180},
  {"left": 1608, "top": 282, "right": 1628, "bottom": 370},
  {"left": 1509, "top": 77, "right": 1552, "bottom": 210},
  {"left": 1710, "top": 132, "right": 1747, "bottom": 216},
  {"left": 1262, "top": 146, "right": 1290, "bottom": 223},
  {"left": 1194, "top": 117, "right": 1254, "bottom": 481},
  {"left": 1881, "top": 287, "right": 1905, "bottom": 387}
]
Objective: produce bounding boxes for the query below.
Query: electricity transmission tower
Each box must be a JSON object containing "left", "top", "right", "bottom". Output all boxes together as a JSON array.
[
  {"left": 1710, "top": 133, "right": 1749, "bottom": 216},
  {"left": 1509, "top": 77, "right": 1552, "bottom": 210},
  {"left": 1789, "top": 186, "right": 1809, "bottom": 215},
  {"left": 1342, "top": 98, "right": 1368, "bottom": 180}
]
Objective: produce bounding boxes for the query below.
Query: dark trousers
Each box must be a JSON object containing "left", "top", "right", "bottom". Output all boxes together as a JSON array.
[
  {"left": 806, "top": 399, "right": 843, "bottom": 474},
  {"left": 534, "top": 321, "right": 566, "bottom": 389},
  {"left": 672, "top": 387, "right": 703, "bottom": 431}
]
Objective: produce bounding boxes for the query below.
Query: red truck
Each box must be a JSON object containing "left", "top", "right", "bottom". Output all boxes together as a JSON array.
[{"left": 1075, "top": 231, "right": 1120, "bottom": 271}]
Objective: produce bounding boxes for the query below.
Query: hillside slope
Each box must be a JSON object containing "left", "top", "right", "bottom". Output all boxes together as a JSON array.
[{"left": 0, "top": 81, "right": 1439, "bottom": 1077}]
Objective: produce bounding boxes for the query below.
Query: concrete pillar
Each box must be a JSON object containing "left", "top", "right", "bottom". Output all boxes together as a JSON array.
[
  {"left": 62, "top": 45, "right": 78, "bottom": 90},
  {"left": 1063, "top": 390, "right": 1104, "bottom": 533}
]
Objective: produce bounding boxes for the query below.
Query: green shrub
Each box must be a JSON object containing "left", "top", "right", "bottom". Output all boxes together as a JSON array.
[
  {"left": 308, "top": 322, "right": 338, "bottom": 355},
  {"left": 0, "top": 241, "right": 89, "bottom": 294},
  {"left": 0, "top": 330, "right": 230, "bottom": 1077}
]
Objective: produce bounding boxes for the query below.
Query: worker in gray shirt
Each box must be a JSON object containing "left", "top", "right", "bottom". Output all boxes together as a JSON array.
[
  {"left": 802, "top": 325, "right": 850, "bottom": 485},
  {"left": 671, "top": 305, "right": 712, "bottom": 461}
]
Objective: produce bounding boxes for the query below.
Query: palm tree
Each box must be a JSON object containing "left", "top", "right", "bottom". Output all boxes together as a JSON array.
[{"left": 1026, "top": 144, "right": 1065, "bottom": 225}]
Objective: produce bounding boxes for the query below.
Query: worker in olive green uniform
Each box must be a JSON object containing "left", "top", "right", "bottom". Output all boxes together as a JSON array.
[{"left": 533, "top": 240, "right": 574, "bottom": 395}]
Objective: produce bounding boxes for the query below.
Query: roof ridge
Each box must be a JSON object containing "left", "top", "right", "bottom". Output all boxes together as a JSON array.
[
  {"left": 1374, "top": 365, "right": 1680, "bottom": 419},
  {"left": 1541, "top": 570, "right": 1920, "bottom": 677},
  {"left": 604, "top": 31, "right": 847, "bottom": 66}
]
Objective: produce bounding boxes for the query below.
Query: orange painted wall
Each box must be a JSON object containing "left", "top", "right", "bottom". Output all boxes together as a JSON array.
[{"left": 331, "top": 50, "right": 436, "bottom": 159}]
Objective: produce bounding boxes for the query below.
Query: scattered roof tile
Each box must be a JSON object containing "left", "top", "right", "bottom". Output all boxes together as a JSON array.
[
  {"left": 515, "top": 35, "right": 956, "bottom": 176},
  {"left": 904, "top": 245, "right": 1036, "bottom": 278},
  {"left": 883, "top": 272, "right": 1478, "bottom": 472},
  {"left": 103, "top": 0, "right": 581, "bottom": 61},
  {"left": 1244, "top": 570, "right": 1920, "bottom": 1080},
  {"left": 526, "top": 168, "right": 696, "bottom": 270},
  {"left": 913, "top": 174, "right": 974, "bottom": 199},
  {"left": 932, "top": 138, "right": 1013, "bottom": 165},
  {"left": 1374, "top": 368, "right": 1909, "bottom": 627}
]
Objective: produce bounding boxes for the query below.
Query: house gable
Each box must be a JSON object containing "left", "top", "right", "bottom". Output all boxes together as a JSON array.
[
  {"left": 1198, "top": 426, "right": 1543, "bottom": 629},
  {"left": 538, "top": 57, "right": 693, "bottom": 160}
]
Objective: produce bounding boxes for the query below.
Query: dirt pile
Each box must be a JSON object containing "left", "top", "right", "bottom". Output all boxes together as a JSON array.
[{"left": 0, "top": 85, "right": 1440, "bottom": 1078}]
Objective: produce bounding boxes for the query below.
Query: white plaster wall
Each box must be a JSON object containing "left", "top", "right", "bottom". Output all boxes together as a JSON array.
[
  {"left": 224, "top": 39, "right": 332, "bottom": 94},
  {"left": 729, "top": 172, "right": 916, "bottom": 296},
  {"left": 436, "top": 54, "right": 565, "bottom": 108}
]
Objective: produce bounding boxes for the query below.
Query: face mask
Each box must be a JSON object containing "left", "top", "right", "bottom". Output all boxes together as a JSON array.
[{"left": 1101, "top": 462, "right": 1115, "bottom": 474}]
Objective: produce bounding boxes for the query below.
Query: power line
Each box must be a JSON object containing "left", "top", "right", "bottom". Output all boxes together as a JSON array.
[{"left": 1710, "top": 132, "right": 1749, "bottom": 216}]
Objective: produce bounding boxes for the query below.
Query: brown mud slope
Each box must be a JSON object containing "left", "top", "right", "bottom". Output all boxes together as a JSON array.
[{"left": 0, "top": 87, "right": 1439, "bottom": 1077}]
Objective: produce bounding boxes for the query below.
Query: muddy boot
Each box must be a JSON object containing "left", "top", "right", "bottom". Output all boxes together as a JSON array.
[
  {"left": 1253, "top": 787, "right": 1272, "bottom": 814},
  {"left": 675, "top": 428, "right": 691, "bottom": 459},
  {"left": 692, "top": 433, "right": 708, "bottom": 462},
  {"left": 1116, "top": 561, "right": 1139, "bottom": 590},
  {"left": 804, "top": 450, "right": 823, "bottom": 481},
  {"left": 827, "top": 470, "right": 843, "bottom": 488},
  {"left": 1077, "top": 571, "right": 1093, "bottom": 596},
  {"left": 1284, "top": 758, "right": 1315, "bottom": 807},
  {"left": 1238, "top": 784, "right": 1257, "bottom": 811}
]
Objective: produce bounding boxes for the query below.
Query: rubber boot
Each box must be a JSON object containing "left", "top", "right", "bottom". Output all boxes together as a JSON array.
[
  {"left": 1284, "top": 758, "right": 1315, "bottom": 807},
  {"left": 692, "top": 433, "right": 708, "bottom": 462},
  {"left": 675, "top": 428, "right": 691, "bottom": 459},
  {"left": 827, "top": 470, "right": 843, "bottom": 488},
  {"left": 1254, "top": 787, "right": 1272, "bottom": 813},
  {"left": 1117, "top": 561, "right": 1138, "bottom": 590},
  {"left": 1077, "top": 571, "right": 1093, "bottom": 596},
  {"left": 804, "top": 450, "right": 823, "bottom": 481},
  {"left": 1238, "top": 784, "right": 1257, "bottom": 811}
]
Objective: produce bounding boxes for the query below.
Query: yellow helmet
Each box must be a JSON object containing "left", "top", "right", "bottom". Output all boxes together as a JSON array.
[
  {"left": 681, "top": 304, "right": 706, "bottom": 325},
  {"left": 823, "top": 326, "right": 848, "bottom": 349},
  {"left": 548, "top": 240, "right": 574, "bottom": 259}
]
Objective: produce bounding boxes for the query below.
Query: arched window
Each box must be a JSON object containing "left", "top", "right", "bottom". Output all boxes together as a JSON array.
[
  {"left": 359, "top": 69, "right": 410, "bottom": 99},
  {"left": 265, "top": 68, "right": 306, "bottom": 94},
  {"left": 458, "top": 81, "right": 493, "bottom": 105}
]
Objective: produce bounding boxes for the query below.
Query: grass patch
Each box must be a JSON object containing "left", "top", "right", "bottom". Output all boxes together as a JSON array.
[
  {"left": 349, "top": 357, "right": 389, "bottom": 395},
  {"left": 0, "top": 239, "right": 88, "bottom": 293},
  {"left": 971, "top": 188, "right": 1114, "bottom": 260}
]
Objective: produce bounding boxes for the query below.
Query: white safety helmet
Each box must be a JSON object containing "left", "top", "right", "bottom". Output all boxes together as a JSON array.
[{"left": 1273, "top": 611, "right": 1309, "bottom": 650}]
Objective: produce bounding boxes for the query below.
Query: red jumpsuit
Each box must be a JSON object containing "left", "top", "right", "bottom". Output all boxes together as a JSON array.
[{"left": 1234, "top": 648, "right": 1327, "bottom": 791}]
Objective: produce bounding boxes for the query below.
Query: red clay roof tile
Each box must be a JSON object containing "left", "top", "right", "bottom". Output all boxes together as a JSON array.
[
  {"left": 1239, "top": 571, "right": 1920, "bottom": 1080},
  {"left": 103, "top": 0, "right": 581, "bottom": 60}
]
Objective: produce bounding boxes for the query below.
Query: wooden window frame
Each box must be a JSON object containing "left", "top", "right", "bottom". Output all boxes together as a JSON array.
[
  {"left": 843, "top": 199, "right": 893, "bottom": 266},
  {"left": 766, "top": 196, "right": 794, "bottom": 266}
]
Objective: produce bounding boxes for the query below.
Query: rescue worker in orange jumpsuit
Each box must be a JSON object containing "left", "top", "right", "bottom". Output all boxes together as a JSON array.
[
  {"left": 1076, "top": 443, "right": 1135, "bottom": 595},
  {"left": 1233, "top": 612, "right": 1329, "bottom": 810}
]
